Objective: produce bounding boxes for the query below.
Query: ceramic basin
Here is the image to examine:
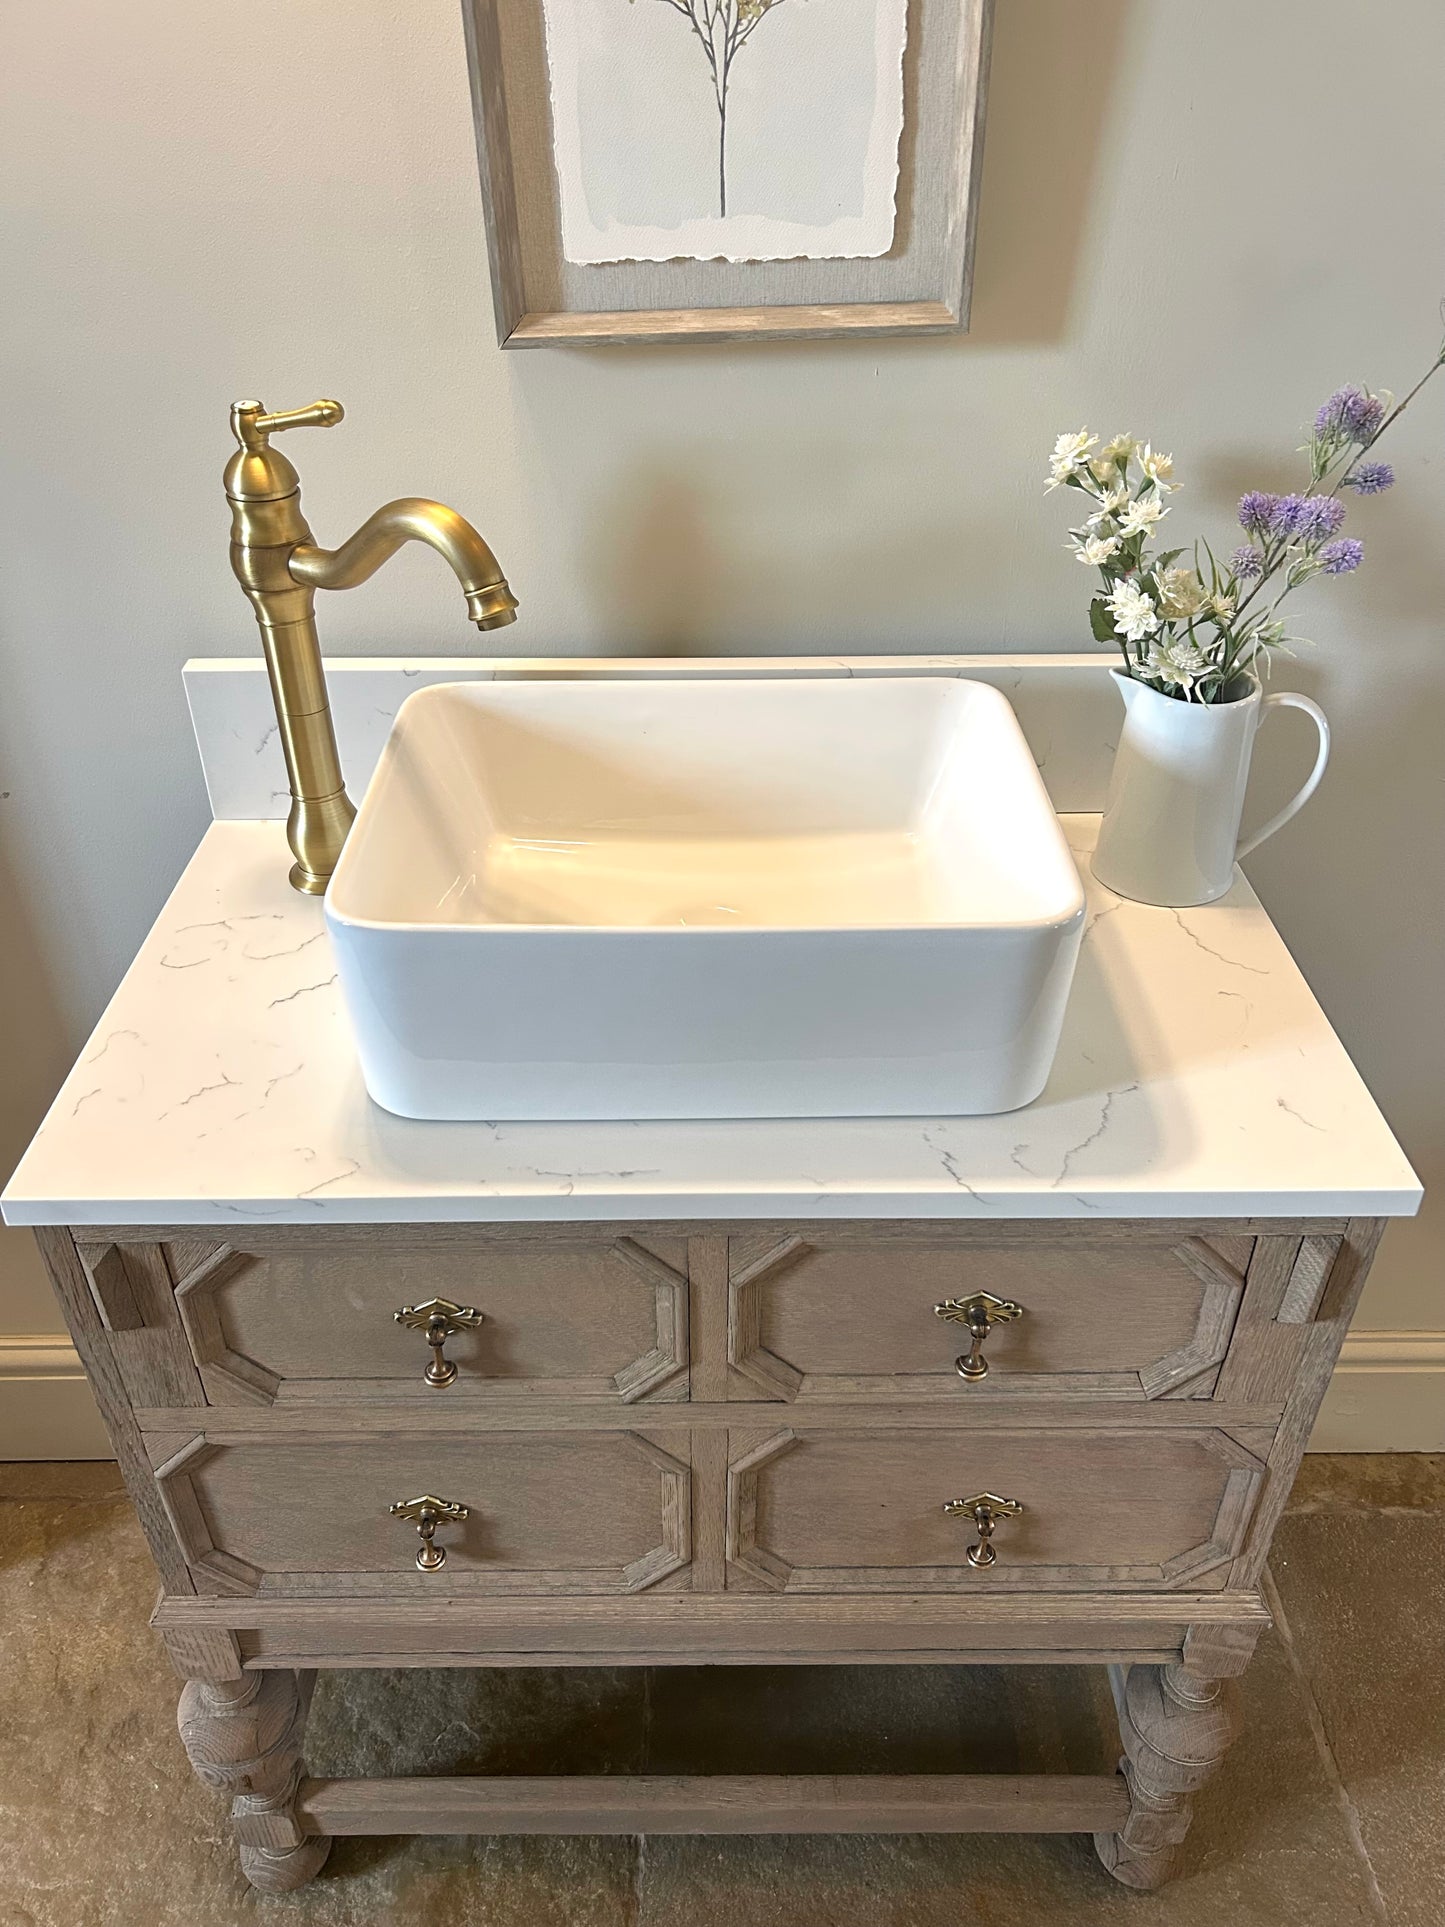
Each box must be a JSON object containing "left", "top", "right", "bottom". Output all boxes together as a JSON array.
[{"left": 325, "top": 676, "right": 1086, "bottom": 1120}]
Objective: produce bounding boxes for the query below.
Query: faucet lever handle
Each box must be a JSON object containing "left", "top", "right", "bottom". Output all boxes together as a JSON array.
[
  {"left": 254, "top": 399, "right": 344, "bottom": 435},
  {"left": 231, "top": 398, "right": 344, "bottom": 452}
]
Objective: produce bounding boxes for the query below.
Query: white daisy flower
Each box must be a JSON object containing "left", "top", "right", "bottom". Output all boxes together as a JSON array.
[
  {"left": 1157, "top": 566, "right": 1208, "bottom": 618},
  {"left": 1085, "top": 487, "right": 1129, "bottom": 529},
  {"left": 1137, "top": 444, "right": 1177, "bottom": 491},
  {"left": 1117, "top": 495, "right": 1169, "bottom": 538},
  {"left": 1144, "top": 635, "right": 1212, "bottom": 692},
  {"left": 1107, "top": 579, "right": 1161, "bottom": 642},
  {"left": 1046, "top": 428, "right": 1098, "bottom": 490},
  {"left": 1070, "top": 533, "right": 1120, "bottom": 566}
]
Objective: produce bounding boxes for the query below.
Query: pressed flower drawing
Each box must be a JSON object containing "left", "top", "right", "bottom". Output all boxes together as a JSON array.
[
  {"left": 1046, "top": 321, "right": 1445, "bottom": 702},
  {"left": 632, "top": 0, "right": 791, "bottom": 216}
]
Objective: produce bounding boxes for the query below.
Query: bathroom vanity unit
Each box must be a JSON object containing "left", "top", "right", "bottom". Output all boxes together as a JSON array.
[{"left": 2, "top": 659, "right": 1420, "bottom": 1895}]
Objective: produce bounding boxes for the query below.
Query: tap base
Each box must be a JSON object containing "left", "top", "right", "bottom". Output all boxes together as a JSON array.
[{"left": 288, "top": 863, "right": 331, "bottom": 897}]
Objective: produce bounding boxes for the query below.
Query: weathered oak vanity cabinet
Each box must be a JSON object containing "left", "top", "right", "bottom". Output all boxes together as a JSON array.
[
  {"left": 30, "top": 1211, "right": 1384, "bottom": 1890},
  {"left": 1, "top": 672, "right": 1420, "bottom": 1896}
]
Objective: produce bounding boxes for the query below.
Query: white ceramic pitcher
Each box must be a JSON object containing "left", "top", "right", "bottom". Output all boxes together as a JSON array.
[{"left": 1091, "top": 670, "right": 1331, "bottom": 907}]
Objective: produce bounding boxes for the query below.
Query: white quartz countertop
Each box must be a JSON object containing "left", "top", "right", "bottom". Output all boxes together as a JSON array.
[{"left": 1, "top": 817, "right": 1420, "bottom": 1227}]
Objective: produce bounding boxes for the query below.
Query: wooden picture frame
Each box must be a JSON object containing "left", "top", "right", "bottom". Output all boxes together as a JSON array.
[{"left": 460, "top": 0, "right": 994, "bottom": 347}]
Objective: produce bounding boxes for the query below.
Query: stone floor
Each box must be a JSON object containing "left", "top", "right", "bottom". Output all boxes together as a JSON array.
[{"left": 2, "top": 1456, "right": 1441, "bottom": 1925}]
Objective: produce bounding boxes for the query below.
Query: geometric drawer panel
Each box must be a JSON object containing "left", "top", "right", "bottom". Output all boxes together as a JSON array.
[
  {"left": 726, "top": 1233, "right": 1254, "bottom": 1402},
  {"left": 154, "top": 1429, "right": 691, "bottom": 1598},
  {"left": 726, "top": 1425, "right": 1265, "bottom": 1593},
  {"left": 170, "top": 1235, "right": 688, "bottom": 1406}
]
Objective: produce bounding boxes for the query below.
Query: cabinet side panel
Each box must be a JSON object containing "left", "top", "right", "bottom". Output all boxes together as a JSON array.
[
  {"left": 1228, "top": 1218, "right": 1386, "bottom": 1586},
  {"left": 34, "top": 1226, "right": 194, "bottom": 1593}
]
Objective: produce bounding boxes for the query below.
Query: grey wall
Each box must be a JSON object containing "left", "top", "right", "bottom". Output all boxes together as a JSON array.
[{"left": 2, "top": 0, "right": 1442, "bottom": 1356}]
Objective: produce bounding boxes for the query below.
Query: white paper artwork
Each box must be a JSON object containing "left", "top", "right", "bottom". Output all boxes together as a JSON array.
[{"left": 541, "top": 0, "right": 910, "bottom": 265}]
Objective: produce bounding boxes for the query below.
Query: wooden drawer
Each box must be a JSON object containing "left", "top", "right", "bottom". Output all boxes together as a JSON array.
[
  {"left": 725, "top": 1231, "right": 1258, "bottom": 1402},
  {"left": 85, "top": 1234, "right": 689, "bottom": 1406},
  {"left": 726, "top": 1426, "right": 1264, "bottom": 1593},
  {"left": 154, "top": 1429, "right": 691, "bottom": 1597}
]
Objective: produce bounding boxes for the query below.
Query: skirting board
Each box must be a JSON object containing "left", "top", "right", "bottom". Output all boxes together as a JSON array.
[
  {"left": 1, "top": 1331, "right": 1441, "bottom": 1460},
  {"left": 0, "top": 1336, "right": 109, "bottom": 1458},
  {"left": 1310, "top": 1331, "right": 1445, "bottom": 1452}
]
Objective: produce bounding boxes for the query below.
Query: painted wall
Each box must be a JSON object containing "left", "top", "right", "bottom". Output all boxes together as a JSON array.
[{"left": 2, "top": 0, "right": 1442, "bottom": 1441}]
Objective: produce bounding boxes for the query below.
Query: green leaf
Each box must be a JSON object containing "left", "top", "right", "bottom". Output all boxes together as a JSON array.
[
  {"left": 1154, "top": 547, "right": 1184, "bottom": 573},
  {"left": 1089, "top": 596, "right": 1116, "bottom": 644}
]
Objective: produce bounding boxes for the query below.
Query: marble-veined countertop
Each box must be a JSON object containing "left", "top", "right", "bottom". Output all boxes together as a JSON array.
[{"left": 1, "top": 817, "right": 1419, "bottom": 1227}]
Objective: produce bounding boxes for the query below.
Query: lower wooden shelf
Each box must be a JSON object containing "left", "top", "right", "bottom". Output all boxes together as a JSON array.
[{"left": 291, "top": 1771, "right": 1131, "bottom": 1839}]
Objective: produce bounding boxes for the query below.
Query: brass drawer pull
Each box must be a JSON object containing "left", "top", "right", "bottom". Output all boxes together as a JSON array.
[
  {"left": 388, "top": 1493, "right": 469, "bottom": 1571},
  {"left": 934, "top": 1291, "right": 1025, "bottom": 1380},
  {"left": 943, "top": 1491, "right": 1025, "bottom": 1569},
  {"left": 394, "top": 1296, "right": 484, "bottom": 1387}
]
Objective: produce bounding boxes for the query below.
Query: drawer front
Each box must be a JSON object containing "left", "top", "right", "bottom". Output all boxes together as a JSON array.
[
  {"left": 155, "top": 1430, "right": 691, "bottom": 1596},
  {"left": 726, "top": 1426, "right": 1264, "bottom": 1592},
  {"left": 726, "top": 1232, "right": 1255, "bottom": 1402},
  {"left": 159, "top": 1235, "right": 688, "bottom": 1405}
]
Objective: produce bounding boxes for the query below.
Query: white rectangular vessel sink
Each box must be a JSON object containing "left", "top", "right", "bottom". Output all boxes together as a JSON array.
[{"left": 325, "top": 677, "right": 1085, "bottom": 1120}]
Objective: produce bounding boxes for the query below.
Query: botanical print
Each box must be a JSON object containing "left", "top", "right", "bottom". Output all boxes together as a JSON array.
[
  {"left": 648, "top": 0, "right": 790, "bottom": 218},
  {"left": 541, "top": 0, "right": 908, "bottom": 265}
]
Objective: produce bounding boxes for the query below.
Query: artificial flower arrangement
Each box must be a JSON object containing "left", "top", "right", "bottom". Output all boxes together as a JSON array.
[{"left": 1047, "top": 327, "right": 1445, "bottom": 703}]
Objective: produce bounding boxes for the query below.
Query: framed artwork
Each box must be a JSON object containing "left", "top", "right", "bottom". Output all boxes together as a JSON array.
[{"left": 461, "top": 0, "right": 993, "bottom": 346}]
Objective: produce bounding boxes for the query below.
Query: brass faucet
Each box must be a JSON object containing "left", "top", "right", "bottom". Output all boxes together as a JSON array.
[{"left": 225, "top": 398, "right": 518, "bottom": 894}]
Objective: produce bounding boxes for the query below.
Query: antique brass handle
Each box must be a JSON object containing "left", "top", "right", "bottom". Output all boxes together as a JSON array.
[
  {"left": 943, "top": 1492, "right": 1025, "bottom": 1569},
  {"left": 393, "top": 1297, "right": 484, "bottom": 1388},
  {"left": 388, "top": 1494, "right": 469, "bottom": 1571},
  {"left": 934, "top": 1291, "right": 1025, "bottom": 1381}
]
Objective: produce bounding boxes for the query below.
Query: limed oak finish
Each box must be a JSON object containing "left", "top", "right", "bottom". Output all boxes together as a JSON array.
[{"left": 35, "top": 1214, "right": 1380, "bottom": 1892}]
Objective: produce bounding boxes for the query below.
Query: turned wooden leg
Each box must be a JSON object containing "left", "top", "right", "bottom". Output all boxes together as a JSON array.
[
  {"left": 1094, "top": 1661, "right": 1242, "bottom": 1891},
  {"left": 177, "top": 1668, "right": 331, "bottom": 1893}
]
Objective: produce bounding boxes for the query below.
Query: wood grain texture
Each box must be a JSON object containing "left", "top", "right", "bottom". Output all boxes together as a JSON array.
[
  {"left": 156, "top": 1582, "right": 1268, "bottom": 1668},
  {"left": 34, "top": 1227, "right": 195, "bottom": 1593},
  {"left": 78, "top": 1239, "right": 206, "bottom": 1410},
  {"left": 689, "top": 1426, "right": 730, "bottom": 1592},
  {"left": 1095, "top": 1662, "right": 1242, "bottom": 1890},
  {"left": 160, "top": 1623, "right": 246, "bottom": 1682},
  {"left": 729, "top": 1425, "right": 1264, "bottom": 1593},
  {"left": 726, "top": 1232, "right": 1248, "bottom": 1404},
  {"left": 505, "top": 303, "right": 965, "bottom": 346},
  {"left": 133, "top": 1398, "right": 1292, "bottom": 1447},
  {"left": 78, "top": 1216, "right": 1350, "bottom": 1251},
  {"left": 155, "top": 1427, "right": 694, "bottom": 1597},
  {"left": 460, "top": 0, "right": 527, "bottom": 339},
  {"left": 168, "top": 1233, "right": 690, "bottom": 1407},
  {"left": 1227, "top": 1218, "right": 1385, "bottom": 1588},
  {"left": 687, "top": 1235, "right": 731, "bottom": 1401},
  {"left": 177, "top": 1670, "right": 330, "bottom": 1892},
  {"left": 153, "top": 1589, "right": 1272, "bottom": 1637},
  {"left": 298, "top": 1770, "right": 1128, "bottom": 1836},
  {"left": 1180, "top": 1620, "right": 1262, "bottom": 1680},
  {"left": 460, "top": 0, "right": 994, "bottom": 344},
  {"left": 51, "top": 1205, "right": 1386, "bottom": 1886}
]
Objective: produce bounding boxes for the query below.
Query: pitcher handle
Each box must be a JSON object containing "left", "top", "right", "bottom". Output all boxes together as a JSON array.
[{"left": 1236, "top": 692, "right": 1331, "bottom": 860}]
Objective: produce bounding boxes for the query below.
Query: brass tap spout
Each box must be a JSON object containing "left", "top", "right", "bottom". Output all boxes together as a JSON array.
[
  {"left": 225, "top": 399, "right": 518, "bottom": 894},
  {"left": 290, "top": 499, "right": 519, "bottom": 633}
]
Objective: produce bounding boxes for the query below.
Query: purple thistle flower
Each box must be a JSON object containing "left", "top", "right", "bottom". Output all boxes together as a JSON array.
[
  {"left": 1238, "top": 490, "right": 1278, "bottom": 538},
  {"left": 1344, "top": 392, "right": 1386, "bottom": 440},
  {"left": 1315, "top": 386, "right": 1364, "bottom": 435},
  {"left": 1320, "top": 537, "right": 1365, "bottom": 575},
  {"left": 1231, "top": 545, "right": 1264, "bottom": 580},
  {"left": 1299, "top": 494, "right": 1347, "bottom": 540},
  {"left": 1268, "top": 493, "right": 1311, "bottom": 539},
  {"left": 1345, "top": 461, "right": 1395, "bottom": 494},
  {"left": 1316, "top": 385, "right": 1385, "bottom": 441}
]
